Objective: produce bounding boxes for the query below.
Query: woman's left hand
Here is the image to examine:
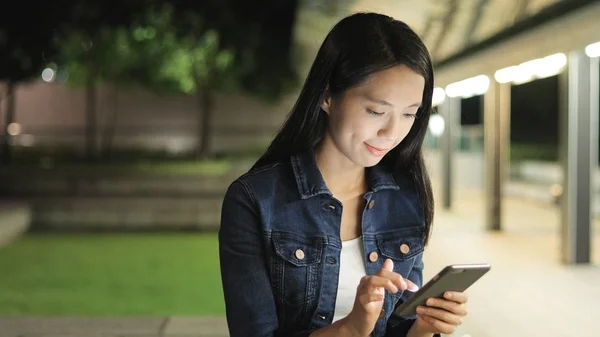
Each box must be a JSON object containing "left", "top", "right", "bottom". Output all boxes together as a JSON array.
[{"left": 413, "top": 291, "right": 468, "bottom": 335}]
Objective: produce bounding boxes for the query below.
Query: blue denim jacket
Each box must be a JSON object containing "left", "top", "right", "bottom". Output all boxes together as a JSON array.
[{"left": 219, "top": 149, "right": 433, "bottom": 337}]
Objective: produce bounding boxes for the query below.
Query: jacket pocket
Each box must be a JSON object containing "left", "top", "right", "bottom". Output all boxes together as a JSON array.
[
  {"left": 376, "top": 227, "right": 425, "bottom": 297},
  {"left": 271, "top": 231, "right": 325, "bottom": 306},
  {"left": 377, "top": 233, "right": 424, "bottom": 261}
]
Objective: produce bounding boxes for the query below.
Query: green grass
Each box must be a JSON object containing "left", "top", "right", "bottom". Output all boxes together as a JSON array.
[
  {"left": 56, "top": 159, "right": 232, "bottom": 176},
  {"left": 0, "top": 232, "right": 225, "bottom": 316},
  {"left": 2, "top": 158, "right": 233, "bottom": 177}
]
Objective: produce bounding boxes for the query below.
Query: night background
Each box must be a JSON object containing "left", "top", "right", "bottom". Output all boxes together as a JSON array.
[{"left": 0, "top": 1, "right": 599, "bottom": 336}]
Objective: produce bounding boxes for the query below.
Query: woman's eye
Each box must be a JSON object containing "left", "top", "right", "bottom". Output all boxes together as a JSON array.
[
  {"left": 367, "top": 109, "right": 385, "bottom": 116},
  {"left": 404, "top": 113, "right": 417, "bottom": 119}
]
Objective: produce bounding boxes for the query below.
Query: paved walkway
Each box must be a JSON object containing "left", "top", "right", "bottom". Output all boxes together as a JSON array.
[
  {"left": 422, "top": 188, "right": 600, "bottom": 337},
  {"left": 1, "top": 188, "right": 599, "bottom": 337},
  {"left": 0, "top": 316, "right": 228, "bottom": 337}
]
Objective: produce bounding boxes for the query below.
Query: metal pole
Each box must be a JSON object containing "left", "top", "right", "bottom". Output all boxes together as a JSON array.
[
  {"left": 440, "top": 96, "right": 461, "bottom": 210},
  {"left": 483, "top": 81, "right": 511, "bottom": 231},
  {"left": 559, "top": 50, "right": 596, "bottom": 264}
]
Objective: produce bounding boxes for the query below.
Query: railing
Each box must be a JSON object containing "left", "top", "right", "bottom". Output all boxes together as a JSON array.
[{"left": 425, "top": 125, "right": 484, "bottom": 152}]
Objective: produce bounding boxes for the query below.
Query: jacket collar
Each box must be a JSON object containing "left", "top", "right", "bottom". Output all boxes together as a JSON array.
[{"left": 290, "top": 148, "right": 400, "bottom": 199}]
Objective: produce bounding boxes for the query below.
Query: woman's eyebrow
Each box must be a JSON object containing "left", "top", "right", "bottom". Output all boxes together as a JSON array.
[{"left": 366, "top": 96, "right": 421, "bottom": 109}]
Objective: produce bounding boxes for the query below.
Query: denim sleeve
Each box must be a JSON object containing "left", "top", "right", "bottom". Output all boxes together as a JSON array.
[
  {"left": 218, "top": 180, "right": 280, "bottom": 337},
  {"left": 384, "top": 255, "right": 441, "bottom": 337}
]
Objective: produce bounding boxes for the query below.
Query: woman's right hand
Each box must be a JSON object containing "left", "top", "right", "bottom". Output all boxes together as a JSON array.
[{"left": 343, "top": 259, "right": 420, "bottom": 337}]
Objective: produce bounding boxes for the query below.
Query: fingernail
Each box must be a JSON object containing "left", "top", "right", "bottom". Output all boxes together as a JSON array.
[{"left": 445, "top": 292, "right": 453, "bottom": 299}]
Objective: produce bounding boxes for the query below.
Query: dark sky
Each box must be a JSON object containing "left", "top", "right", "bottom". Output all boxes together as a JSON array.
[{"left": 460, "top": 65, "right": 600, "bottom": 145}]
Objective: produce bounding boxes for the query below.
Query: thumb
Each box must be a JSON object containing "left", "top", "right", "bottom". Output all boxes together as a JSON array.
[{"left": 382, "top": 258, "right": 394, "bottom": 272}]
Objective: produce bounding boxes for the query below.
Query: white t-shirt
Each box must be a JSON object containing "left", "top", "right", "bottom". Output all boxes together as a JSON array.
[{"left": 332, "top": 236, "right": 368, "bottom": 323}]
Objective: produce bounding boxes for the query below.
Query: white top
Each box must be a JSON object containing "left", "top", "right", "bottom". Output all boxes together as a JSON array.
[{"left": 332, "top": 236, "right": 368, "bottom": 323}]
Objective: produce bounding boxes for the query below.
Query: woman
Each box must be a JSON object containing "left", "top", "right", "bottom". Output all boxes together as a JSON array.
[{"left": 219, "top": 12, "right": 468, "bottom": 337}]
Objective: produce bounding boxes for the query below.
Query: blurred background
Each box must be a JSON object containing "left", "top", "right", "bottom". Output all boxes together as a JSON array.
[{"left": 1, "top": 0, "right": 599, "bottom": 336}]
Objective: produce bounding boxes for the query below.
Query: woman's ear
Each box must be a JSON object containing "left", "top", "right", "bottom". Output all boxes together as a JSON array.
[{"left": 321, "top": 88, "right": 332, "bottom": 115}]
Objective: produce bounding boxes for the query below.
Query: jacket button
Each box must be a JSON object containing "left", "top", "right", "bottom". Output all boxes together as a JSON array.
[
  {"left": 369, "top": 251, "right": 379, "bottom": 262},
  {"left": 328, "top": 204, "right": 336, "bottom": 210},
  {"left": 326, "top": 257, "right": 336, "bottom": 265},
  {"left": 295, "top": 249, "right": 305, "bottom": 260},
  {"left": 379, "top": 308, "right": 386, "bottom": 319},
  {"left": 400, "top": 244, "right": 410, "bottom": 254},
  {"left": 368, "top": 200, "right": 375, "bottom": 209}
]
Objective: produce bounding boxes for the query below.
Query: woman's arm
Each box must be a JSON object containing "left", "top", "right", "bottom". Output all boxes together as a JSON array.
[
  {"left": 220, "top": 180, "right": 360, "bottom": 337},
  {"left": 219, "top": 180, "right": 280, "bottom": 337},
  {"left": 384, "top": 256, "right": 438, "bottom": 337}
]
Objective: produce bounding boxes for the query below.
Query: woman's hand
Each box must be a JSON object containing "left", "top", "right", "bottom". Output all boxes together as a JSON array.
[
  {"left": 412, "top": 291, "right": 469, "bottom": 336},
  {"left": 343, "top": 259, "right": 419, "bottom": 337}
]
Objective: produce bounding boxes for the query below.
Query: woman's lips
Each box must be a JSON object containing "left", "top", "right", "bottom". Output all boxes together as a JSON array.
[{"left": 365, "top": 143, "right": 389, "bottom": 156}]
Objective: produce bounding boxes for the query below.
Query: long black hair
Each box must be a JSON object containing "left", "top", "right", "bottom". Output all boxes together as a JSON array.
[{"left": 252, "top": 12, "right": 435, "bottom": 245}]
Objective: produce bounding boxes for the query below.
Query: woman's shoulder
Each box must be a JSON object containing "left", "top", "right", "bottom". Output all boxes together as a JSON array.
[
  {"left": 225, "top": 159, "right": 294, "bottom": 198},
  {"left": 375, "top": 162, "right": 419, "bottom": 191},
  {"left": 236, "top": 160, "right": 288, "bottom": 183}
]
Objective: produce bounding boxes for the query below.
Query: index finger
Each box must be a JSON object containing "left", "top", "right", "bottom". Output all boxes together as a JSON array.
[{"left": 377, "top": 269, "right": 420, "bottom": 292}]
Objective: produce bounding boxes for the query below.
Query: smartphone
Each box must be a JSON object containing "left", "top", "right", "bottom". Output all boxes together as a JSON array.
[{"left": 394, "top": 263, "right": 491, "bottom": 317}]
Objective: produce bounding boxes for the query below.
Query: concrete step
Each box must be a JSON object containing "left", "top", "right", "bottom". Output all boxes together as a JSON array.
[
  {"left": 0, "top": 162, "right": 254, "bottom": 232},
  {"left": 24, "top": 197, "right": 223, "bottom": 232},
  {"left": 0, "top": 159, "right": 254, "bottom": 199},
  {"left": 0, "top": 176, "right": 231, "bottom": 198},
  {"left": 0, "top": 202, "right": 32, "bottom": 247}
]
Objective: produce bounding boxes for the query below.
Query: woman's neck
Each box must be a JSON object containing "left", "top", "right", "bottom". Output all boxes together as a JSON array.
[{"left": 315, "top": 136, "right": 367, "bottom": 197}]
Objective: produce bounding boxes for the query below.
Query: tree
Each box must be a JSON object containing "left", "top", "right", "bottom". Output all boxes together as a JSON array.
[
  {"left": 51, "top": 1, "right": 300, "bottom": 161},
  {"left": 141, "top": 5, "right": 238, "bottom": 159},
  {"left": 52, "top": 1, "right": 149, "bottom": 161},
  {"left": 0, "top": 3, "right": 67, "bottom": 164},
  {"left": 56, "top": 26, "right": 140, "bottom": 160},
  {"left": 132, "top": 1, "right": 300, "bottom": 158}
]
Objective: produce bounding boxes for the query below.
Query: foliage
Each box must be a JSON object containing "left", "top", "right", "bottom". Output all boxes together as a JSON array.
[{"left": 130, "top": 5, "right": 238, "bottom": 95}]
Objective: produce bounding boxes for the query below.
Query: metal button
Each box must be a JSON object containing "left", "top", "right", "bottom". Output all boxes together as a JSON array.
[
  {"left": 400, "top": 243, "right": 410, "bottom": 254},
  {"left": 379, "top": 308, "right": 386, "bottom": 319},
  {"left": 326, "top": 257, "right": 337, "bottom": 265},
  {"left": 317, "top": 313, "right": 327, "bottom": 320},
  {"left": 328, "top": 204, "right": 336, "bottom": 210},
  {"left": 368, "top": 200, "right": 375, "bottom": 209},
  {"left": 295, "top": 249, "right": 305, "bottom": 260},
  {"left": 369, "top": 251, "right": 379, "bottom": 262}
]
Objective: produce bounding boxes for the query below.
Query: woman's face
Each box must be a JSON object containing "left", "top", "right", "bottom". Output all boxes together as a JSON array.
[{"left": 321, "top": 65, "right": 425, "bottom": 168}]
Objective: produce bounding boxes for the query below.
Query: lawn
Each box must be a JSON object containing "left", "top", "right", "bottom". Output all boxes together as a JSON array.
[
  {"left": 1, "top": 158, "right": 234, "bottom": 177},
  {"left": 0, "top": 232, "right": 225, "bottom": 316}
]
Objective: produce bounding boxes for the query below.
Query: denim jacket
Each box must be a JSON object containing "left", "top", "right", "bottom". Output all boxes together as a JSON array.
[{"left": 219, "top": 149, "right": 435, "bottom": 337}]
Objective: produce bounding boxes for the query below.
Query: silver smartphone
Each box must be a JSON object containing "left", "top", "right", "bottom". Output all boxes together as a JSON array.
[{"left": 394, "top": 263, "right": 491, "bottom": 317}]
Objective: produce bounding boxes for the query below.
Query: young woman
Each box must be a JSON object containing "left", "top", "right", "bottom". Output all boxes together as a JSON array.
[{"left": 219, "top": 12, "right": 469, "bottom": 337}]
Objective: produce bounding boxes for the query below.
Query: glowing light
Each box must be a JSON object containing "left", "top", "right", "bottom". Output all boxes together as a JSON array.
[
  {"left": 428, "top": 114, "right": 445, "bottom": 137},
  {"left": 7, "top": 123, "right": 22, "bottom": 136},
  {"left": 19, "top": 134, "right": 35, "bottom": 147},
  {"left": 446, "top": 75, "right": 490, "bottom": 98},
  {"left": 432, "top": 87, "right": 445, "bottom": 107},
  {"left": 586, "top": 41, "right": 600, "bottom": 58},
  {"left": 41, "top": 68, "right": 55, "bottom": 82},
  {"left": 494, "top": 53, "right": 567, "bottom": 84}
]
